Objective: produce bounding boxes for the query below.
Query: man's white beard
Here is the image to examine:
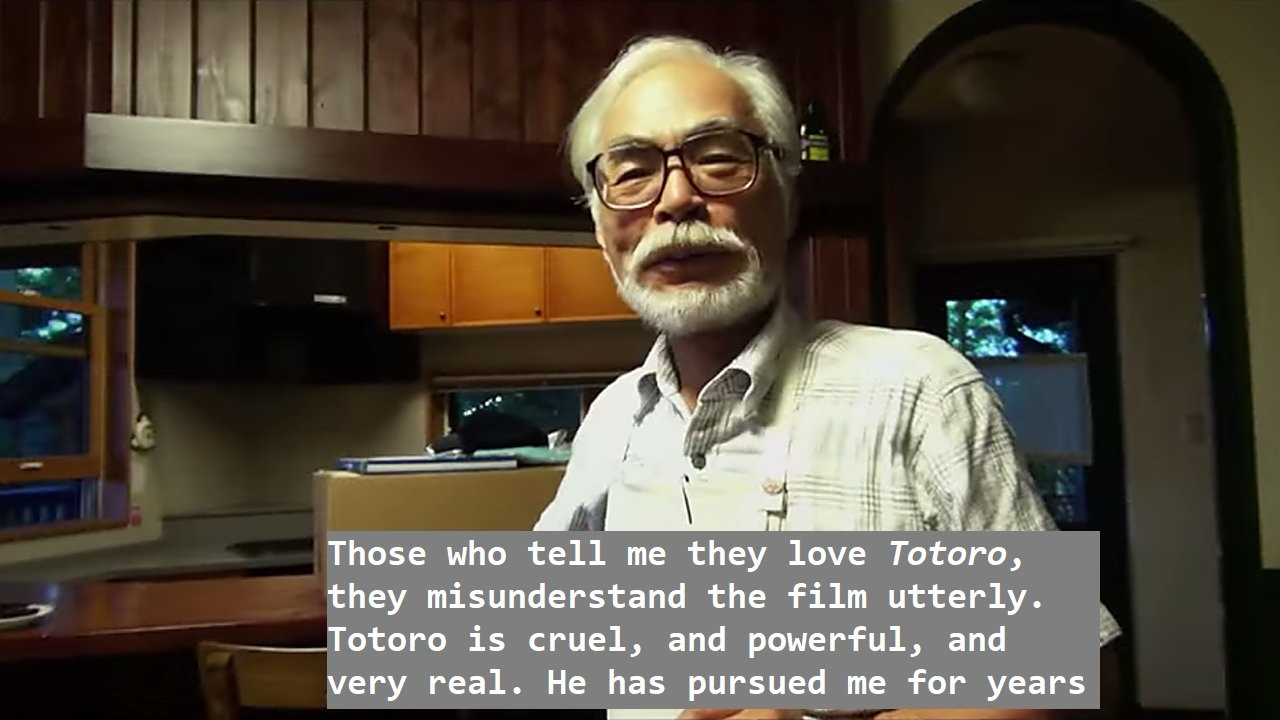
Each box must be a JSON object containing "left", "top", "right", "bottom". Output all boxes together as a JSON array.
[{"left": 610, "top": 221, "right": 778, "bottom": 336}]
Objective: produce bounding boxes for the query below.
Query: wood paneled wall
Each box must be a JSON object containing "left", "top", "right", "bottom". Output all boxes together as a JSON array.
[
  {"left": 1, "top": 0, "right": 860, "bottom": 154},
  {"left": 788, "top": 233, "right": 872, "bottom": 324},
  {"left": 0, "top": 0, "right": 115, "bottom": 119}
]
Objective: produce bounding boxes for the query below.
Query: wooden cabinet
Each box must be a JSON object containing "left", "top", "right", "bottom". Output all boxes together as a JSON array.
[
  {"left": 787, "top": 234, "right": 872, "bottom": 324},
  {"left": 544, "top": 246, "right": 634, "bottom": 322},
  {"left": 389, "top": 242, "right": 451, "bottom": 329},
  {"left": 388, "top": 242, "right": 636, "bottom": 330},
  {"left": 391, "top": 235, "right": 874, "bottom": 330},
  {"left": 450, "top": 244, "right": 546, "bottom": 326}
]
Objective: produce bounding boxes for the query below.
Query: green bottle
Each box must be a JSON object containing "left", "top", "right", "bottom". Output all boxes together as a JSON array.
[{"left": 800, "top": 101, "right": 832, "bottom": 162}]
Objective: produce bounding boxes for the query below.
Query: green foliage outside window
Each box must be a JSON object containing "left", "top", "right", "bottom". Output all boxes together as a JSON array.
[
  {"left": 12, "top": 267, "right": 81, "bottom": 300},
  {"left": 945, "top": 297, "right": 1084, "bottom": 525},
  {"left": 0, "top": 266, "right": 84, "bottom": 344},
  {"left": 946, "top": 298, "right": 1072, "bottom": 358},
  {"left": 947, "top": 298, "right": 1018, "bottom": 357},
  {"left": 0, "top": 251, "right": 96, "bottom": 529}
]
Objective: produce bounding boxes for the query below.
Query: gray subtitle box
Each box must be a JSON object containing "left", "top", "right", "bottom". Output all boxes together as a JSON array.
[{"left": 324, "top": 531, "right": 1100, "bottom": 712}]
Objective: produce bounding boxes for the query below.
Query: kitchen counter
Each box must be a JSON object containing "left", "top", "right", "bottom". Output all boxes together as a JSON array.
[
  {"left": 0, "top": 573, "right": 324, "bottom": 662},
  {"left": 0, "top": 509, "right": 315, "bottom": 583},
  {"left": 0, "top": 573, "right": 325, "bottom": 714}
]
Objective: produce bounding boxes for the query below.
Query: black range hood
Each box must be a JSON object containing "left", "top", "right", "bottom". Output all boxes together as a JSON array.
[{"left": 136, "top": 235, "right": 419, "bottom": 384}]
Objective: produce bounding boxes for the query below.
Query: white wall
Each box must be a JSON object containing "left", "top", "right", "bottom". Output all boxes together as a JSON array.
[
  {"left": 898, "top": 122, "right": 1224, "bottom": 714},
  {"left": 142, "top": 381, "right": 428, "bottom": 515},
  {"left": 0, "top": 381, "right": 425, "bottom": 567},
  {"left": 1149, "top": 0, "right": 1280, "bottom": 571},
  {"left": 868, "top": 9, "right": 1234, "bottom": 711},
  {"left": 860, "top": 0, "right": 1280, "bottom": 577}
]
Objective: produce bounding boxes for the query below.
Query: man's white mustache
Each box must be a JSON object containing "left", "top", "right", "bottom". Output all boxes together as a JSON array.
[{"left": 628, "top": 222, "right": 747, "bottom": 276}]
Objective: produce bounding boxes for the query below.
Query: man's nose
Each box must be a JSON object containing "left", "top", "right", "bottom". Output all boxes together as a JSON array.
[{"left": 653, "top": 161, "right": 708, "bottom": 224}]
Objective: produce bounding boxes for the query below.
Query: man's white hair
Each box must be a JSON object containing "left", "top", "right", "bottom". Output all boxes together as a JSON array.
[{"left": 565, "top": 35, "right": 801, "bottom": 224}]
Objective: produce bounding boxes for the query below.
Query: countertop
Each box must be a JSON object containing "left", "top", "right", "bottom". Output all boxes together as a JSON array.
[
  {"left": 0, "top": 508, "right": 315, "bottom": 583},
  {"left": 0, "top": 573, "right": 324, "bottom": 661}
]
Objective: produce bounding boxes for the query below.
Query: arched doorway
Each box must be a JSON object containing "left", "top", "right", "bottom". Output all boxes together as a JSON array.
[{"left": 867, "top": 0, "right": 1260, "bottom": 716}]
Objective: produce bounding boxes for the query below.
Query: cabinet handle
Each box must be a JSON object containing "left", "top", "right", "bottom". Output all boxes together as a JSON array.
[
  {"left": 438, "top": 311, "right": 447, "bottom": 321},
  {"left": 533, "top": 307, "right": 542, "bottom": 317}
]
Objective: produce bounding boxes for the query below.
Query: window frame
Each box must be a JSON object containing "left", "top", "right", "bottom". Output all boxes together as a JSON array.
[
  {"left": 0, "top": 243, "right": 132, "bottom": 542},
  {"left": 427, "top": 372, "right": 617, "bottom": 443}
]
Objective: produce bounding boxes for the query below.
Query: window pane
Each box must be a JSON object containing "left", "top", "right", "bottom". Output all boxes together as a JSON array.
[
  {"left": 0, "top": 351, "right": 89, "bottom": 457},
  {"left": 0, "top": 262, "right": 82, "bottom": 302},
  {"left": 946, "top": 297, "right": 1075, "bottom": 358},
  {"left": 1027, "top": 462, "right": 1087, "bottom": 525},
  {"left": 0, "top": 301, "right": 86, "bottom": 348},
  {"left": 975, "top": 354, "right": 1092, "bottom": 463},
  {"left": 0, "top": 478, "right": 96, "bottom": 529},
  {"left": 450, "top": 388, "right": 584, "bottom": 438}
]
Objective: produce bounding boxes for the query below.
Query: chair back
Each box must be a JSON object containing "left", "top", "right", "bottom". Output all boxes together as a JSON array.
[{"left": 196, "top": 641, "right": 326, "bottom": 720}]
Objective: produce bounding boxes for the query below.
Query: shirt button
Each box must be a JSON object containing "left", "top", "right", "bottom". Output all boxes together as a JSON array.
[
  {"left": 762, "top": 478, "right": 783, "bottom": 495},
  {"left": 690, "top": 453, "right": 707, "bottom": 469}
]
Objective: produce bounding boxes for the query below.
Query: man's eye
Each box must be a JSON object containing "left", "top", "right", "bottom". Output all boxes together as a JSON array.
[
  {"left": 612, "top": 167, "right": 653, "bottom": 184},
  {"left": 695, "top": 153, "right": 746, "bottom": 165}
]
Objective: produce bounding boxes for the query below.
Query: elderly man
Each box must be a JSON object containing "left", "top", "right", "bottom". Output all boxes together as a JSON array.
[{"left": 534, "top": 35, "right": 1120, "bottom": 720}]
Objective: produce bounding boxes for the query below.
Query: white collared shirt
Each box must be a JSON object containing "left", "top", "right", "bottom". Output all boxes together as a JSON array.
[{"left": 535, "top": 300, "right": 1121, "bottom": 646}]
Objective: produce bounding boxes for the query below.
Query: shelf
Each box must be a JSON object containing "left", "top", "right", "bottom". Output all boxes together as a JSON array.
[{"left": 0, "top": 115, "right": 871, "bottom": 232}]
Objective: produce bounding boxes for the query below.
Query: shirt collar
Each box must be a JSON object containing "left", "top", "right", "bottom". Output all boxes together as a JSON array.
[{"left": 634, "top": 298, "right": 804, "bottom": 421}]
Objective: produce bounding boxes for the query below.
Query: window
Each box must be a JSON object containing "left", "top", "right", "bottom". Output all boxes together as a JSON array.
[
  {"left": 1027, "top": 462, "right": 1087, "bottom": 525},
  {"left": 431, "top": 374, "right": 616, "bottom": 449},
  {"left": 0, "top": 243, "right": 132, "bottom": 540},
  {"left": 944, "top": 297, "right": 1089, "bottom": 527},
  {"left": 0, "top": 479, "right": 98, "bottom": 529},
  {"left": 945, "top": 298, "right": 1074, "bottom": 358},
  {"left": 450, "top": 388, "right": 586, "bottom": 438}
]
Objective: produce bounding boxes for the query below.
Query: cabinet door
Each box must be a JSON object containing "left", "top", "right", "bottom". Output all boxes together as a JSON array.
[
  {"left": 544, "top": 246, "right": 635, "bottom": 322},
  {"left": 450, "top": 244, "right": 545, "bottom": 326},
  {"left": 389, "top": 242, "right": 451, "bottom": 329}
]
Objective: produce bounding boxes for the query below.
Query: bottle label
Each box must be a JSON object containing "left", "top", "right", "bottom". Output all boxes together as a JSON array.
[{"left": 803, "top": 134, "right": 831, "bottom": 161}]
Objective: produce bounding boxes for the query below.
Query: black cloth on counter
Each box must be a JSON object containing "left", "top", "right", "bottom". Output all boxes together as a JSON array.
[{"left": 430, "top": 410, "right": 547, "bottom": 456}]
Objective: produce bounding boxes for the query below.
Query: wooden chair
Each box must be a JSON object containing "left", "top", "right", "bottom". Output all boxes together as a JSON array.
[{"left": 196, "top": 640, "right": 327, "bottom": 720}]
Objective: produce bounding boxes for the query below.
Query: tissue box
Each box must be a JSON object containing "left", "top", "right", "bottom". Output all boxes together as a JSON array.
[{"left": 311, "top": 466, "right": 565, "bottom": 577}]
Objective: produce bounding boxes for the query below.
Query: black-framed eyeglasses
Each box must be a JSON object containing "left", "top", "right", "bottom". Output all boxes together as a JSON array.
[{"left": 586, "top": 129, "right": 780, "bottom": 211}]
